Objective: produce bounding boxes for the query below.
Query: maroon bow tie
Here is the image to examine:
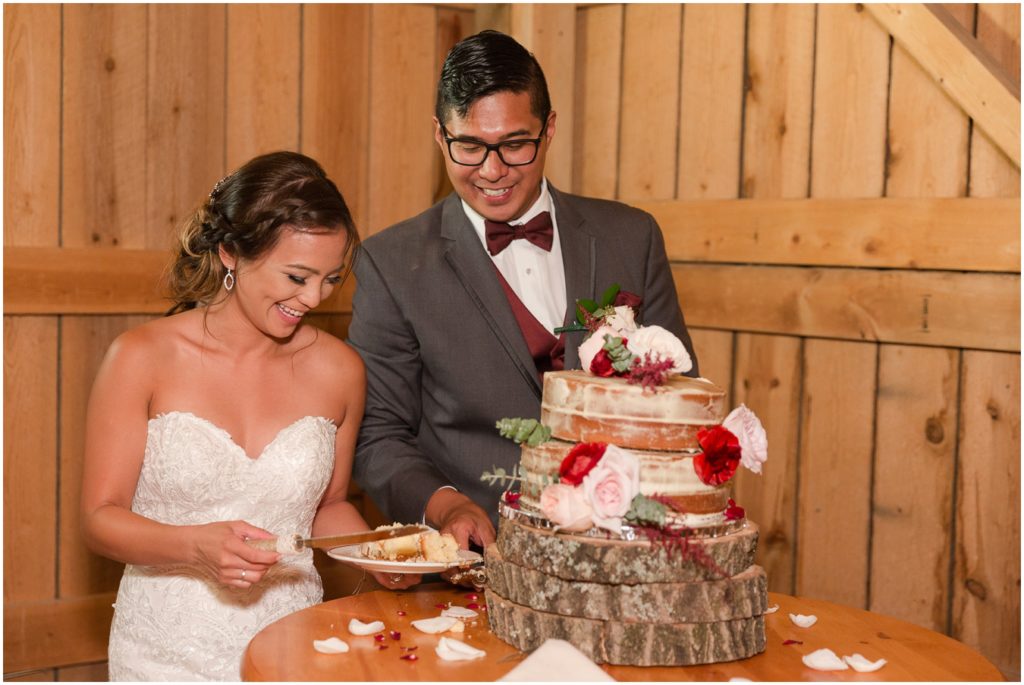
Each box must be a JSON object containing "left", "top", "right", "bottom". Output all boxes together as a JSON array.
[{"left": 484, "top": 211, "right": 554, "bottom": 256}]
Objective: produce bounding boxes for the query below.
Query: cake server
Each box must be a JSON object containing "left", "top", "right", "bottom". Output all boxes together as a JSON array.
[{"left": 245, "top": 524, "right": 430, "bottom": 553}]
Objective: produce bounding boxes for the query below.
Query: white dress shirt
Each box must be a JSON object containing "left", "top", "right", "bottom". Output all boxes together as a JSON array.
[{"left": 461, "top": 179, "right": 568, "bottom": 334}]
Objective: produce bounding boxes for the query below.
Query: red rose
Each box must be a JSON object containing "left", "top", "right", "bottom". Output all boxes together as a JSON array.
[
  {"left": 694, "top": 426, "right": 741, "bottom": 485},
  {"left": 724, "top": 498, "right": 745, "bottom": 521},
  {"left": 589, "top": 349, "right": 617, "bottom": 377},
  {"left": 559, "top": 442, "right": 607, "bottom": 485}
]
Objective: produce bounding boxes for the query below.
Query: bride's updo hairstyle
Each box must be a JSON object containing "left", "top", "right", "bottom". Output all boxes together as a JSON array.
[{"left": 167, "top": 151, "right": 358, "bottom": 314}]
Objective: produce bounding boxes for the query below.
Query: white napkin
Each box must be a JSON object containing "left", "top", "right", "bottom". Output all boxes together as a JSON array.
[{"left": 500, "top": 639, "right": 614, "bottom": 682}]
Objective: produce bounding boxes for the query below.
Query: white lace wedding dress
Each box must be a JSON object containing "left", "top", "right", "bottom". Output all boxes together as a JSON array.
[{"left": 107, "top": 412, "right": 336, "bottom": 681}]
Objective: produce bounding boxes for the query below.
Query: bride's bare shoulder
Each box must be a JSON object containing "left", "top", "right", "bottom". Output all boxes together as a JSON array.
[{"left": 104, "top": 310, "right": 201, "bottom": 368}]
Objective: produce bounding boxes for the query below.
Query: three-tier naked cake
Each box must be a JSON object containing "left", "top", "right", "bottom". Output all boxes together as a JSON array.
[{"left": 483, "top": 296, "right": 770, "bottom": 666}]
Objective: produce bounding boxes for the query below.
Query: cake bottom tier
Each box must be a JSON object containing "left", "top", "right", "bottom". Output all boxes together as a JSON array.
[
  {"left": 497, "top": 515, "right": 760, "bottom": 583},
  {"left": 485, "top": 589, "right": 767, "bottom": 666},
  {"left": 485, "top": 544, "right": 767, "bottom": 623}
]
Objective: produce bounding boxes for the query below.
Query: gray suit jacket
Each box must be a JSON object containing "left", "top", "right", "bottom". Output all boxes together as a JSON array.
[{"left": 348, "top": 185, "right": 698, "bottom": 525}]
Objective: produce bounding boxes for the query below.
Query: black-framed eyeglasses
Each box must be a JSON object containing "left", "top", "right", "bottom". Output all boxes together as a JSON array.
[{"left": 440, "top": 119, "right": 549, "bottom": 167}]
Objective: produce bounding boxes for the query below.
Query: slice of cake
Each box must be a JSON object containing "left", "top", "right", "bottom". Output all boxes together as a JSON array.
[{"left": 360, "top": 529, "right": 459, "bottom": 563}]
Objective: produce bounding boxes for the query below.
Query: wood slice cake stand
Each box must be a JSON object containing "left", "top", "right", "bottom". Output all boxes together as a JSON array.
[{"left": 485, "top": 514, "right": 768, "bottom": 666}]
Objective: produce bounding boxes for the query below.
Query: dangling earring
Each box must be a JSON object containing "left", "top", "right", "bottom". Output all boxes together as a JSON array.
[{"left": 223, "top": 269, "right": 235, "bottom": 292}]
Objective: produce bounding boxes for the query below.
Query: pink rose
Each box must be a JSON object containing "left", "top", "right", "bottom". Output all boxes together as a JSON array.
[
  {"left": 581, "top": 445, "right": 640, "bottom": 533},
  {"left": 539, "top": 483, "right": 593, "bottom": 532},
  {"left": 626, "top": 325, "right": 692, "bottom": 374},
  {"left": 578, "top": 326, "right": 619, "bottom": 375},
  {"left": 723, "top": 404, "right": 768, "bottom": 474}
]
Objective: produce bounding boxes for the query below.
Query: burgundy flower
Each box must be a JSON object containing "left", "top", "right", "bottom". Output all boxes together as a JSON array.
[
  {"left": 613, "top": 290, "right": 643, "bottom": 309},
  {"left": 503, "top": 491, "right": 521, "bottom": 507},
  {"left": 559, "top": 442, "right": 607, "bottom": 485},
  {"left": 694, "top": 426, "right": 741, "bottom": 485}
]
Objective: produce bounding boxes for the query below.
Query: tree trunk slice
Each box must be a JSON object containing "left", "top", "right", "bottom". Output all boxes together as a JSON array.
[
  {"left": 496, "top": 515, "right": 760, "bottom": 583},
  {"left": 485, "top": 544, "right": 767, "bottom": 622},
  {"left": 485, "top": 589, "right": 767, "bottom": 666}
]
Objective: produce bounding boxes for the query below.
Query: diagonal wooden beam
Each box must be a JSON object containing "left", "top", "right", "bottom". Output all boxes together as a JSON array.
[{"left": 866, "top": 3, "right": 1020, "bottom": 168}]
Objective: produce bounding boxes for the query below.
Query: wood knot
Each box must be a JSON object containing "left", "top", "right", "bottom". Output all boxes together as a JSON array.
[
  {"left": 765, "top": 529, "right": 788, "bottom": 546},
  {"left": 924, "top": 417, "right": 944, "bottom": 444},
  {"left": 855, "top": 3, "right": 865, "bottom": 11},
  {"left": 770, "top": 378, "right": 780, "bottom": 388},
  {"left": 986, "top": 400, "right": 1000, "bottom": 420},
  {"left": 91, "top": 232, "right": 101, "bottom": 244},
  {"left": 965, "top": 578, "right": 988, "bottom": 600},
  {"left": 876, "top": 631, "right": 891, "bottom": 639},
  {"left": 791, "top": 233, "right": 801, "bottom": 244},
  {"left": 104, "top": 56, "right": 116, "bottom": 72}
]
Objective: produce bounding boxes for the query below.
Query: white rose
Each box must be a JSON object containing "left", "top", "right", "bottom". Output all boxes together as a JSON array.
[
  {"left": 578, "top": 325, "right": 618, "bottom": 375},
  {"left": 626, "top": 325, "right": 693, "bottom": 374},
  {"left": 581, "top": 445, "right": 641, "bottom": 533},
  {"left": 723, "top": 404, "right": 768, "bottom": 474},
  {"left": 604, "top": 306, "right": 638, "bottom": 335}
]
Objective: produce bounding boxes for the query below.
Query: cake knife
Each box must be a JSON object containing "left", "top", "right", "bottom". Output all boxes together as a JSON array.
[{"left": 245, "top": 524, "right": 430, "bottom": 553}]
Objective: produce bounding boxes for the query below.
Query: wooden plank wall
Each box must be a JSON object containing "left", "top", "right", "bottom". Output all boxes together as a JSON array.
[
  {"left": 573, "top": 3, "right": 1020, "bottom": 679},
  {"left": 3, "top": 2, "right": 1019, "bottom": 680},
  {"left": 2, "top": 4, "right": 473, "bottom": 680}
]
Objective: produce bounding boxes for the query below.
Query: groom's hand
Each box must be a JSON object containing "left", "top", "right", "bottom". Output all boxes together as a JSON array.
[{"left": 425, "top": 489, "right": 495, "bottom": 550}]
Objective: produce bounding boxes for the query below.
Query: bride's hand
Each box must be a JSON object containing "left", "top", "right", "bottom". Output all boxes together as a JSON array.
[
  {"left": 191, "top": 521, "right": 281, "bottom": 588},
  {"left": 371, "top": 570, "right": 421, "bottom": 590}
]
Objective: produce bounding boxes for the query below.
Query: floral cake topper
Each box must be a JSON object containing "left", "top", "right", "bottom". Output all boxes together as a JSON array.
[{"left": 558, "top": 283, "right": 692, "bottom": 389}]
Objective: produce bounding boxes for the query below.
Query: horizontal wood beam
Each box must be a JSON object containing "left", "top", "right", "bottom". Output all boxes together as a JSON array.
[
  {"left": 865, "top": 3, "right": 1021, "bottom": 168},
  {"left": 635, "top": 197, "right": 1020, "bottom": 272},
  {"left": 3, "top": 247, "right": 353, "bottom": 315},
  {"left": 674, "top": 264, "right": 1020, "bottom": 352},
  {"left": 4, "top": 593, "right": 115, "bottom": 672}
]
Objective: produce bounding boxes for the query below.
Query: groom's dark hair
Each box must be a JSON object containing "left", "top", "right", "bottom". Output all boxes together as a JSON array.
[{"left": 435, "top": 30, "right": 551, "bottom": 126}]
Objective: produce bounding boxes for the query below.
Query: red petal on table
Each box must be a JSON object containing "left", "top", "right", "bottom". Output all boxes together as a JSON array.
[
  {"left": 434, "top": 603, "right": 448, "bottom": 609},
  {"left": 374, "top": 634, "right": 385, "bottom": 642},
  {"left": 389, "top": 630, "right": 401, "bottom": 640},
  {"left": 377, "top": 645, "right": 389, "bottom": 650},
  {"left": 402, "top": 646, "right": 418, "bottom": 651},
  {"left": 782, "top": 639, "right": 803, "bottom": 646},
  {"left": 400, "top": 654, "right": 418, "bottom": 661},
  {"left": 396, "top": 610, "right": 407, "bottom": 616},
  {"left": 466, "top": 603, "right": 480, "bottom": 610},
  {"left": 465, "top": 593, "right": 478, "bottom": 601}
]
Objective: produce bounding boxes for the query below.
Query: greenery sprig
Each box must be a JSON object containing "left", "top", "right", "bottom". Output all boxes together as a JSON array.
[{"left": 495, "top": 417, "right": 552, "bottom": 447}]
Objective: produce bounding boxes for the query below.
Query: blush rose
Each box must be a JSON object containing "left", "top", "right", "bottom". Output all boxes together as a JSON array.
[
  {"left": 581, "top": 445, "right": 641, "bottom": 533},
  {"left": 539, "top": 483, "right": 594, "bottom": 532},
  {"left": 723, "top": 404, "right": 768, "bottom": 474}
]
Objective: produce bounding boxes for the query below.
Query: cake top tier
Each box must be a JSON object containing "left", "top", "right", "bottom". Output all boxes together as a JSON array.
[{"left": 541, "top": 370, "right": 726, "bottom": 451}]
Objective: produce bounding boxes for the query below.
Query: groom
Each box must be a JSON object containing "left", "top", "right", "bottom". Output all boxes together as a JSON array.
[{"left": 348, "top": 30, "right": 699, "bottom": 550}]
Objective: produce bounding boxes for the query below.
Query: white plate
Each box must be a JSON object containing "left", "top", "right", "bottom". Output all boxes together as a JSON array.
[{"left": 326, "top": 544, "right": 483, "bottom": 574}]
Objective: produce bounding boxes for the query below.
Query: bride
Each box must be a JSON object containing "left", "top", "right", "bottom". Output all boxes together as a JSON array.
[{"left": 80, "top": 151, "right": 418, "bottom": 681}]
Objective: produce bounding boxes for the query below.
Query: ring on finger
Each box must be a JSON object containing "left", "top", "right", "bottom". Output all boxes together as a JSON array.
[{"left": 241, "top": 569, "right": 247, "bottom": 580}]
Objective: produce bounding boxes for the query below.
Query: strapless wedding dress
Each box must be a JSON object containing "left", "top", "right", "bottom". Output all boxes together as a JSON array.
[{"left": 107, "top": 411, "right": 336, "bottom": 681}]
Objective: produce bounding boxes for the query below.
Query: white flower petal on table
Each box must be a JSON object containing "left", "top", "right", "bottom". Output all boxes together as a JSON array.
[
  {"left": 441, "top": 606, "right": 479, "bottom": 619},
  {"left": 802, "top": 648, "right": 848, "bottom": 671},
  {"left": 313, "top": 637, "right": 350, "bottom": 654},
  {"left": 843, "top": 653, "right": 887, "bottom": 672},
  {"left": 789, "top": 613, "right": 817, "bottom": 628},
  {"left": 764, "top": 604, "right": 780, "bottom": 614},
  {"left": 728, "top": 678, "right": 753, "bottom": 682},
  {"left": 435, "top": 636, "right": 486, "bottom": 661},
  {"left": 411, "top": 616, "right": 458, "bottom": 634},
  {"left": 348, "top": 618, "right": 385, "bottom": 636}
]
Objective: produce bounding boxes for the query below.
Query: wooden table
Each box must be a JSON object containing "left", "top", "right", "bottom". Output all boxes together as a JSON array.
[{"left": 242, "top": 583, "right": 1003, "bottom": 681}]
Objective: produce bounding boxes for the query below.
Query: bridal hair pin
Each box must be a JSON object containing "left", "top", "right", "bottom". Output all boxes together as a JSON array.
[{"left": 209, "top": 173, "right": 232, "bottom": 202}]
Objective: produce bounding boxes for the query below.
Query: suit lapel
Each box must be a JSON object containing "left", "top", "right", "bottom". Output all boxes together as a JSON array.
[
  {"left": 550, "top": 186, "right": 595, "bottom": 371},
  {"left": 440, "top": 195, "right": 542, "bottom": 397}
]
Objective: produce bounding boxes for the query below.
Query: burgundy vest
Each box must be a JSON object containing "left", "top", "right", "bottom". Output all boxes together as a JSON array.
[{"left": 491, "top": 266, "right": 565, "bottom": 382}]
